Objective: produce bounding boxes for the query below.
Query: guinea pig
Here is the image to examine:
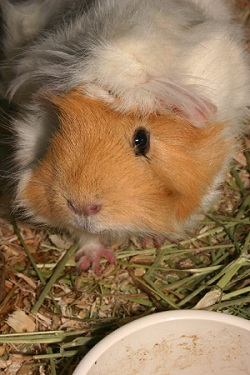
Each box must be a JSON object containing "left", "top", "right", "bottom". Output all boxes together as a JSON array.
[{"left": 0, "top": 0, "right": 249, "bottom": 272}]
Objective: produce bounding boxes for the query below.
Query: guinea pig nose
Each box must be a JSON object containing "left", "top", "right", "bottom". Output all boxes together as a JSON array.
[{"left": 67, "top": 200, "right": 102, "bottom": 216}]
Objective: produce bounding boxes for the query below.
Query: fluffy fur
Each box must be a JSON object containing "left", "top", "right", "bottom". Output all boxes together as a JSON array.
[{"left": 0, "top": 0, "right": 249, "bottom": 271}]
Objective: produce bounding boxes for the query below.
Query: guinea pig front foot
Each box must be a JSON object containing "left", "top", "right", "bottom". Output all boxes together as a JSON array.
[
  {"left": 75, "top": 234, "right": 116, "bottom": 273},
  {"left": 140, "top": 233, "right": 181, "bottom": 249},
  {"left": 141, "top": 236, "right": 166, "bottom": 249}
]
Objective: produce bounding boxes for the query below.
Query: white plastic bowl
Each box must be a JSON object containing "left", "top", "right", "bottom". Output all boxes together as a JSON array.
[{"left": 73, "top": 310, "right": 250, "bottom": 375}]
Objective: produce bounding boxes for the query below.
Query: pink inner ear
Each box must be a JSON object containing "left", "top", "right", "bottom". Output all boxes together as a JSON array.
[
  {"left": 178, "top": 95, "right": 217, "bottom": 127},
  {"left": 193, "top": 101, "right": 217, "bottom": 125},
  {"left": 150, "top": 78, "right": 217, "bottom": 127}
]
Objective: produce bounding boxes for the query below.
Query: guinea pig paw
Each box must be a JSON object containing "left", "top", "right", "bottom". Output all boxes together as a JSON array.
[
  {"left": 75, "top": 246, "right": 116, "bottom": 273},
  {"left": 141, "top": 235, "right": 180, "bottom": 249},
  {"left": 141, "top": 236, "right": 166, "bottom": 249}
]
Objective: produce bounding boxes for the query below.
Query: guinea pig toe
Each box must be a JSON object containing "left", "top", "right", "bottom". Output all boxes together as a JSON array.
[
  {"left": 76, "top": 255, "right": 92, "bottom": 272},
  {"left": 76, "top": 246, "right": 116, "bottom": 273}
]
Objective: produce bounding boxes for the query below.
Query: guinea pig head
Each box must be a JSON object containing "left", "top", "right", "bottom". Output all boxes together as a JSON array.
[{"left": 16, "top": 89, "right": 232, "bottom": 238}]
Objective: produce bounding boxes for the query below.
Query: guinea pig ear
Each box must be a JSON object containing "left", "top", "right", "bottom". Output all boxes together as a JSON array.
[{"left": 147, "top": 77, "right": 217, "bottom": 128}]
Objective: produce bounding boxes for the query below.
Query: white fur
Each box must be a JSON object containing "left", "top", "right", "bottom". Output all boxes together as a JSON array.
[
  {"left": 1, "top": 0, "right": 249, "bottom": 128},
  {"left": 191, "top": 0, "right": 231, "bottom": 21},
  {"left": 13, "top": 109, "right": 44, "bottom": 169}
]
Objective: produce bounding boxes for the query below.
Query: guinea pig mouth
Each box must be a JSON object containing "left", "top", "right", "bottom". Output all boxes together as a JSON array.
[{"left": 73, "top": 216, "right": 99, "bottom": 233}]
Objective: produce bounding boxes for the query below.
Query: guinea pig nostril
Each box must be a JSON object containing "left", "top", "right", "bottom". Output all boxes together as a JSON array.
[
  {"left": 87, "top": 204, "right": 102, "bottom": 215},
  {"left": 67, "top": 200, "right": 75, "bottom": 214},
  {"left": 67, "top": 200, "right": 102, "bottom": 216}
]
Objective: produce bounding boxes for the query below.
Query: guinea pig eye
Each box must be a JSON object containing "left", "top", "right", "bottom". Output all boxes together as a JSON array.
[{"left": 133, "top": 127, "right": 150, "bottom": 156}]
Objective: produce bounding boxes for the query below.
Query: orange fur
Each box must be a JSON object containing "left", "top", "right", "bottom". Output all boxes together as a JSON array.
[{"left": 18, "top": 89, "right": 233, "bottom": 237}]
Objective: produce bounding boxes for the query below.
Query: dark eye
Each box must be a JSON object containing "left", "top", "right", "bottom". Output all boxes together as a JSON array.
[{"left": 133, "top": 127, "right": 150, "bottom": 156}]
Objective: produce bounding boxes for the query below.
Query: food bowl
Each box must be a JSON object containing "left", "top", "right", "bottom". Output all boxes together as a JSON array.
[{"left": 73, "top": 310, "right": 250, "bottom": 375}]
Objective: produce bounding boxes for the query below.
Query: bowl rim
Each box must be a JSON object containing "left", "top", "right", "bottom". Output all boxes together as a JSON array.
[{"left": 73, "top": 310, "right": 250, "bottom": 374}]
